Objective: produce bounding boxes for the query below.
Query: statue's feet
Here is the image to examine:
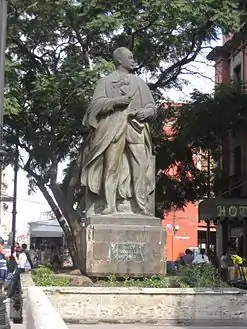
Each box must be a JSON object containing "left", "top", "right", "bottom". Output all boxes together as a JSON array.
[
  {"left": 117, "top": 200, "right": 132, "bottom": 213},
  {"left": 102, "top": 207, "right": 117, "bottom": 215},
  {"left": 139, "top": 208, "right": 152, "bottom": 216}
]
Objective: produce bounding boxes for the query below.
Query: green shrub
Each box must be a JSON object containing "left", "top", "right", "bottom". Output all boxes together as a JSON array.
[
  {"left": 107, "top": 273, "right": 118, "bottom": 286},
  {"left": 32, "top": 266, "right": 69, "bottom": 287},
  {"left": 129, "top": 276, "right": 170, "bottom": 288},
  {"left": 174, "top": 264, "right": 227, "bottom": 288},
  {"left": 106, "top": 266, "right": 226, "bottom": 288}
]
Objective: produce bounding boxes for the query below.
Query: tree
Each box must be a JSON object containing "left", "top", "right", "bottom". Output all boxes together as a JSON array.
[
  {"left": 163, "top": 84, "right": 247, "bottom": 206},
  {"left": 4, "top": 0, "right": 246, "bottom": 269},
  {"left": 152, "top": 103, "right": 209, "bottom": 217}
]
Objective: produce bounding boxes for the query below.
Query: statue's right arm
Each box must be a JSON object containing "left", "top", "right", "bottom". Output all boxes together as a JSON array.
[{"left": 84, "top": 78, "right": 130, "bottom": 128}]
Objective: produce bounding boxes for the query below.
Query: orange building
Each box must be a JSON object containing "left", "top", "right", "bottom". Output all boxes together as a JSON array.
[{"left": 163, "top": 203, "right": 216, "bottom": 261}]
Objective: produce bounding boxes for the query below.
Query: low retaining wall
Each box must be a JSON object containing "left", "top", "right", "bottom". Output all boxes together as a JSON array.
[
  {"left": 26, "top": 287, "right": 69, "bottom": 329},
  {"left": 44, "top": 287, "right": 247, "bottom": 326},
  {"left": 20, "top": 273, "right": 69, "bottom": 329}
]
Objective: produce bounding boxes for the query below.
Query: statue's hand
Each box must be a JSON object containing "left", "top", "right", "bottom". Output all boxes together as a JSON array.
[
  {"left": 134, "top": 109, "right": 149, "bottom": 122},
  {"left": 114, "top": 95, "right": 132, "bottom": 107}
]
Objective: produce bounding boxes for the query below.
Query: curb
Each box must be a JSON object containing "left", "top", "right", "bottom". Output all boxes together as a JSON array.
[{"left": 64, "top": 318, "right": 247, "bottom": 326}]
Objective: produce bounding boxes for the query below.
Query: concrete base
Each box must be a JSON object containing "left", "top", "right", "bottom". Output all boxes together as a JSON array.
[
  {"left": 83, "top": 214, "right": 166, "bottom": 277},
  {"left": 45, "top": 287, "right": 247, "bottom": 326}
]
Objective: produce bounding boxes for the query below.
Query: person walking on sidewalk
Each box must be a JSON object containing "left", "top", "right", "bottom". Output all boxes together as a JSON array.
[
  {"left": 14, "top": 244, "right": 33, "bottom": 272},
  {"left": 5, "top": 243, "right": 33, "bottom": 302}
]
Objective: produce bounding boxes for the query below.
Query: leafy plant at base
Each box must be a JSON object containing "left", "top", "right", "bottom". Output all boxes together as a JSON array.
[
  {"left": 174, "top": 264, "right": 227, "bottom": 288},
  {"left": 106, "top": 273, "right": 118, "bottom": 287},
  {"left": 124, "top": 275, "right": 170, "bottom": 288},
  {"left": 32, "top": 266, "right": 69, "bottom": 287},
  {"left": 4, "top": 0, "right": 247, "bottom": 270}
]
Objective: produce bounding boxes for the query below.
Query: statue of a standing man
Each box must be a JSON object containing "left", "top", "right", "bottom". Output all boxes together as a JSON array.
[{"left": 81, "top": 47, "right": 156, "bottom": 216}]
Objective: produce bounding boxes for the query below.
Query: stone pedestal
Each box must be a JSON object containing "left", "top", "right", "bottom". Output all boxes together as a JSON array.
[{"left": 82, "top": 214, "right": 166, "bottom": 277}]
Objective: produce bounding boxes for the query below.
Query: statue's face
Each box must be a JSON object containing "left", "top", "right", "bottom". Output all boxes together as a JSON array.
[{"left": 119, "top": 49, "right": 135, "bottom": 71}]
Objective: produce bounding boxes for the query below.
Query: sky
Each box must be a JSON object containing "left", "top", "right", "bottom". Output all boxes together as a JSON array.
[{"left": 4, "top": 39, "right": 221, "bottom": 234}]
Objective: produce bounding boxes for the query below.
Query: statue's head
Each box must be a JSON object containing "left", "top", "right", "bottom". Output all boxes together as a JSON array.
[{"left": 113, "top": 47, "right": 135, "bottom": 72}]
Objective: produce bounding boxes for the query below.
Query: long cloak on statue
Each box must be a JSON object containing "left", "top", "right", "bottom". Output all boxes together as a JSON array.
[{"left": 81, "top": 70, "right": 155, "bottom": 200}]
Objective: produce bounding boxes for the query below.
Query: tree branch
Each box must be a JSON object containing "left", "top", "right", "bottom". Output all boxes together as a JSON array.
[
  {"left": 148, "top": 20, "right": 214, "bottom": 90},
  {"left": 182, "top": 67, "right": 215, "bottom": 83},
  {"left": 71, "top": 24, "right": 90, "bottom": 67},
  {"left": 128, "top": 17, "right": 158, "bottom": 51},
  {"left": 11, "top": 37, "right": 51, "bottom": 76},
  {"left": 149, "top": 35, "right": 203, "bottom": 90}
]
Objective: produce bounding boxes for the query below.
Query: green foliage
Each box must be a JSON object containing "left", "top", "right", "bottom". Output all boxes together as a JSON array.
[
  {"left": 173, "top": 85, "right": 247, "bottom": 154},
  {"left": 106, "top": 274, "right": 170, "bottom": 288},
  {"left": 106, "top": 273, "right": 118, "bottom": 287},
  {"left": 32, "top": 266, "right": 70, "bottom": 287},
  {"left": 106, "top": 266, "right": 226, "bottom": 288},
  {"left": 154, "top": 102, "right": 209, "bottom": 213},
  {"left": 174, "top": 264, "right": 227, "bottom": 288},
  {"left": 173, "top": 84, "right": 247, "bottom": 197},
  {"left": 123, "top": 275, "right": 170, "bottom": 288},
  {"left": 154, "top": 83, "right": 247, "bottom": 212}
]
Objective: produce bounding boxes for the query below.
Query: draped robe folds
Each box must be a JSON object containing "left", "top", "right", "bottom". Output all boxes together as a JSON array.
[{"left": 81, "top": 70, "right": 155, "bottom": 211}]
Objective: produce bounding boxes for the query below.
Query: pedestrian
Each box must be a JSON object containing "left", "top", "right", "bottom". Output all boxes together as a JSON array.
[
  {"left": 220, "top": 250, "right": 228, "bottom": 281},
  {"left": 192, "top": 248, "right": 210, "bottom": 265},
  {"left": 14, "top": 244, "right": 33, "bottom": 272},
  {"left": 5, "top": 244, "right": 33, "bottom": 303},
  {"left": 180, "top": 249, "right": 194, "bottom": 267},
  {"left": 0, "top": 238, "right": 7, "bottom": 291},
  {"left": 208, "top": 249, "right": 219, "bottom": 269},
  {"left": 15, "top": 243, "right": 20, "bottom": 259}
]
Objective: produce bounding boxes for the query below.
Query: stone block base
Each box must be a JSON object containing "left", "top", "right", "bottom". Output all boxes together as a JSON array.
[{"left": 83, "top": 214, "right": 166, "bottom": 277}]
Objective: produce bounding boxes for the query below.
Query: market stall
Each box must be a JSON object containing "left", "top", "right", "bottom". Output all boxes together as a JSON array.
[{"left": 28, "top": 220, "right": 71, "bottom": 267}]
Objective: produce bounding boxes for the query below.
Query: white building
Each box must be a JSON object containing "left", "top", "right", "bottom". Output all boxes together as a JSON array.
[{"left": 0, "top": 169, "right": 13, "bottom": 240}]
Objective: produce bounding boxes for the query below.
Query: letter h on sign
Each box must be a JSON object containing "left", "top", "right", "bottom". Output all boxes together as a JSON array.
[{"left": 217, "top": 205, "right": 226, "bottom": 217}]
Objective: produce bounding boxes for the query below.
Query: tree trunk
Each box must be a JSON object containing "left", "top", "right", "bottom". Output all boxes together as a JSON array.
[{"left": 65, "top": 210, "right": 86, "bottom": 273}]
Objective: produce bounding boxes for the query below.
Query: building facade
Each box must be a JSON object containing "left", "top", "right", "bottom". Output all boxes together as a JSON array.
[{"left": 207, "top": 29, "right": 247, "bottom": 257}]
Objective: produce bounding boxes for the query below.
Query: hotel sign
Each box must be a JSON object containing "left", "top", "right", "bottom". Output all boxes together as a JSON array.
[{"left": 216, "top": 205, "right": 247, "bottom": 218}]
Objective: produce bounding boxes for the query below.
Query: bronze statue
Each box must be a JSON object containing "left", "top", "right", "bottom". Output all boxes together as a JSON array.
[{"left": 81, "top": 47, "right": 156, "bottom": 216}]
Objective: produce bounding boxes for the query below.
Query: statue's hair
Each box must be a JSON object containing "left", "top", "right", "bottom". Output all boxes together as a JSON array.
[{"left": 112, "top": 47, "right": 130, "bottom": 65}]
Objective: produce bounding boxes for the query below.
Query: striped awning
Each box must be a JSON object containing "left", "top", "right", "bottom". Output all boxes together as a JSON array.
[{"left": 198, "top": 198, "right": 247, "bottom": 223}]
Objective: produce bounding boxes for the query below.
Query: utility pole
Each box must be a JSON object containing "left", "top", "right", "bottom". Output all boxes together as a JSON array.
[
  {"left": 206, "top": 149, "right": 211, "bottom": 254},
  {"left": 0, "top": 0, "right": 7, "bottom": 225},
  {"left": 11, "top": 145, "right": 18, "bottom": 253},
  {"left": 0, "top": 0, "right": 7, "bottom": 147}
]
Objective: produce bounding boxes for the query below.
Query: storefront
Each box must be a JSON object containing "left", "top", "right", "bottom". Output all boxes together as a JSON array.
[
  {"left": 28, "top": 220, "right": 72, "bottom": 266},
  {"left": 199, "top": 198, "right": 247, "bottom": 258}
]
